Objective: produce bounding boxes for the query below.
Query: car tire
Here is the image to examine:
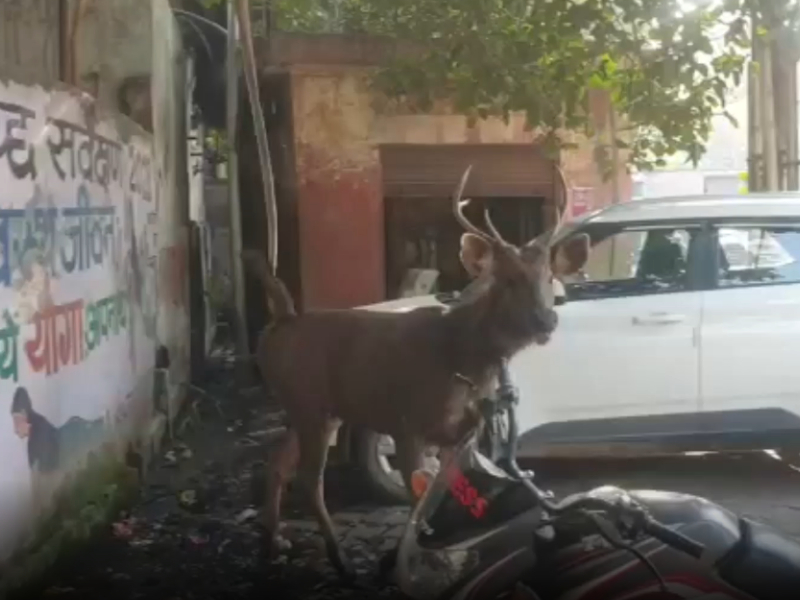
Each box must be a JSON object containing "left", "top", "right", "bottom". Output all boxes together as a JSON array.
[{"left": 354, "top": 430, "right": 411, "bottom": 505}]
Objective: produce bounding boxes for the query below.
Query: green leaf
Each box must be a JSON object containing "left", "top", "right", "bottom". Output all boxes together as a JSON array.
[
  {"left": 723, "top": 111, "right": 740, "bottom": 128},
  {"left": 268, "top": 0, "right": 774, "bottom": 173}
]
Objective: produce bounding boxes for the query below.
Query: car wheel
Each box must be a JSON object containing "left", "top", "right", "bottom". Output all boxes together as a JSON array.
[{"left": 354, "top": 430, "right": 439, "bottom": 505}]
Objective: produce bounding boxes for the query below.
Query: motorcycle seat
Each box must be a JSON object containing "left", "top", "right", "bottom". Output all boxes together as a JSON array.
[{"left": 720, "top": 518, "right": 800, "bottom": 600}]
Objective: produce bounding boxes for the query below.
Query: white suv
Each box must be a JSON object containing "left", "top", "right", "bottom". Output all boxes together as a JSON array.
[{"left": 342, "top": 194, "right": 800, "bottom": 502}]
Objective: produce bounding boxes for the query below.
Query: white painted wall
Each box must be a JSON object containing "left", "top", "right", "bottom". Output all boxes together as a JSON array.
[
  {"left": 0, "top": 0, "right": 191, "bottom": 580},
  {"left": 637, "top": 170, "right": 743, "bottom": 199}
]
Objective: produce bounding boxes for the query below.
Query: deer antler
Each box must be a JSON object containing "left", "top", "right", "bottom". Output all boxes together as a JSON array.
[
  {"left": 452, "top": 166, "right": 506, "bottom": 244},
  {"left": 451, "top": 166, "right": 484, "bottom": 237},
  {"left": 553, "top": 165, "right": 571, "bottom": 235},
  {"left": 530, "top": 164, "right": 571, "bottom": 248},
  {"left": 483, "top": 208, "right": 505, "bottom": 242}
]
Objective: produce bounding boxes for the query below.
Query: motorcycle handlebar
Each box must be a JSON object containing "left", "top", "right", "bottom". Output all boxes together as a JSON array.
[
  {"left": 641, "top": 518, "right": 706, "bottom": 560},
  {"left": 515, "top": 478, "right": 706, "bottom": 560},
  {"left": 493, "top": 368, "right": 705, "bottom": 562},
  {"left": 493, "top": 362, "right": 706, "bottom": 561}
]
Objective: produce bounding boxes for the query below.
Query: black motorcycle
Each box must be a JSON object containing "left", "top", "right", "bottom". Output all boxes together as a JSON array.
[{"left": 391, "top": 360, "right": 800, "bottom": 600}]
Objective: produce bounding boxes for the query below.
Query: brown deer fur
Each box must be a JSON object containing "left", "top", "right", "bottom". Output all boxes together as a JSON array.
[{"left": 243, "top": 166, "right": 591, "bottom": 578}]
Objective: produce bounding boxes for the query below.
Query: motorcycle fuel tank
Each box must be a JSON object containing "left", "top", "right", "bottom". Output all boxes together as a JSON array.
[{"left": 537, "top": 489, "right": 752, "bottom": 600}]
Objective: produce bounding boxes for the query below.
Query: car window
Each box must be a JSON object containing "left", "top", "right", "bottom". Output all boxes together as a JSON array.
[
  {"left": 716, "top": 226, "right": 800, "bottom": 288},
  {"left": 565, "top": 227, "right": 696, "bottom": 301}
]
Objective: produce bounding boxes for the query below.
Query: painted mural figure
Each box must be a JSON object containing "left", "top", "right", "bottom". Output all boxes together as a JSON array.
[
  {"left": 11, "top": 387, "right": 59, "bottom": 474},
  {"left": 10, "top": 386, "right": 105, "bottom": 516},
  {"left": 11, "top": 386, "right": 59, "bottom": 516}
]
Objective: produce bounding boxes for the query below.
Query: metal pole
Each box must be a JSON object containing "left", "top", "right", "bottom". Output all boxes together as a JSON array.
[
  {"left": 757, "top": 6, "right": 779, "bottom": 192},
  {"left": 226, "top": 0, "right": 249, "bottom": 373},
  {"left": 748, "top": 55, "right": 761, "bottom": 192},
  {"left": 235, "top": 0, "right": 279, "bottom": 273},
  {"left": 762, "top": 41, "right": 779, "bottom": 191},
  {"left": 608, "top": 102, "right": 621, "bottom": 205},
  {"left": 606, "top": 97, "right": 620, "bottom": 277}
]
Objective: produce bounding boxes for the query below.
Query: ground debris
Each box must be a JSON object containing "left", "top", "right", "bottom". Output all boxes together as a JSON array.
[
  {"left": 179, "top": 489, "right": 198, "bottom": 508},
  {"left": 111, "top": 519, "right": 136, "bottom": 540},
  {"left": 29, "top": 357, "right": 405, "bottom": 600},
  {"left": 235, "top": 508, "right": 259, "bottom": 524}
]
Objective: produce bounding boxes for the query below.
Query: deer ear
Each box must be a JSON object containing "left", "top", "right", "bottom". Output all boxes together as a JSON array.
[
  {"left": 552, "top": 233, "right": 590, "bottom": 276},
  {"left": 460, "top": 233, "right": 494, "bottom": 278}
]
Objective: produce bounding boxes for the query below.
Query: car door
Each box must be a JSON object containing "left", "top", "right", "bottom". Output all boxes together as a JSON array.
[
  {"left": 700, "top": 221, "right": 800, "bottom": 437},
  {"left": 512, "top": 222, "right": 705, "bottom": 455}
]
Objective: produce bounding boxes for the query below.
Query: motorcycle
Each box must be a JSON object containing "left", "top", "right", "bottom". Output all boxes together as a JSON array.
[{"left": 391, "top": 360, "right": 800, "bottom": 600}]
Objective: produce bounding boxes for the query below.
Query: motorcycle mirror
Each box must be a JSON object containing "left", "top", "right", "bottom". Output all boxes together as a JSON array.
[{"left": 410, "top": 469, "right": 435, "bottom": 500}]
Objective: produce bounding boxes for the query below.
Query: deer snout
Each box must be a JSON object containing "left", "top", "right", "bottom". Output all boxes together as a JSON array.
[{"left": 532, "top": 308, "right": 558, "bottom": 345}]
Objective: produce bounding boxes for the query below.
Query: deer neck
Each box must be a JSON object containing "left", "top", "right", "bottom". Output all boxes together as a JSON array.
[{"left": 444, "top": 286, "right": 529, "bottom": 377}]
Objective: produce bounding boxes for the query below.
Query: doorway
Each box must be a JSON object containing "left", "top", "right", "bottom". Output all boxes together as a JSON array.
[
  {"left": 384, "top": 195, "right": 545, "bottom": 299},
  {"left": 379, "top": 143, "right": 556, "bottom": 300}
]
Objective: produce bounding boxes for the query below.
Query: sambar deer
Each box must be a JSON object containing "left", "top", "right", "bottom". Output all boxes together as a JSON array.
[{"left": 244, "top": 165, "right": 590, "bottom": 579}]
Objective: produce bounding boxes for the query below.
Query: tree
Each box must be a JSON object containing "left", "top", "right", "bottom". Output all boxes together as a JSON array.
[{"left": 210, "top": 0, "right": 800, "bottom": 174}]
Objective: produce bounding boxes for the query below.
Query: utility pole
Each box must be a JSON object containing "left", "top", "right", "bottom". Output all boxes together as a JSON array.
[
  {"left": 748, "top": 50, "right": 762, "bottom": 191},
  {"left": 608, "top": 103, "right": 621, "bottom": 205},
  {"left": 760, "top": 33, "right": 779, "bottom": 191},
  {"left": 747, "top": 5, "right": 798, "bottom": 193},
  {"left": 226, "top": 0, "right": 250, "bottom": 379},
  {"left": 235, "top": 0, "right": 279, "bottom": 273}
]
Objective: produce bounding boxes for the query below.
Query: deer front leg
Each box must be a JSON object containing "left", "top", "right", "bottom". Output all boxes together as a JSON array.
[
  {"left": 260, "top": 428, "right": 299, "bottom": 560},
  {"left": 294, "top": 419, "right": 355, "bottom": 581}
]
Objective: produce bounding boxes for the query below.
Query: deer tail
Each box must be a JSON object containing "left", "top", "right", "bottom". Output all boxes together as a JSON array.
[{"left": 241, "top": 249, "right": 297, "bottom": 320}]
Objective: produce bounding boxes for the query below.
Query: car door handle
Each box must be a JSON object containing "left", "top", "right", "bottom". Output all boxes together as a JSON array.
[{"left": 632, "top": 313, "right": 686, "bottom": 326}]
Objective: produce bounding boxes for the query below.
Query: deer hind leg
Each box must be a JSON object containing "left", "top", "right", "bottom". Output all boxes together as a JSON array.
[
  {"left": 261, "top": 427, "right": 300, "bottom": 559},
  {"left": 295, "top": 418, "right": 353, "bottom": 579}
]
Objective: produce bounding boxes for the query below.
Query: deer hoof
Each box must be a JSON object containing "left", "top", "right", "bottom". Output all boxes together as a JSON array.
[
  {"left": 327, "top": 543, "right": 357, "bottom": 583},
  {"left": 257, "top": 527, "right": 292, "bottom": 561},
  {"left": 375, "top": 548, "right": 397, "bottom": 584}
]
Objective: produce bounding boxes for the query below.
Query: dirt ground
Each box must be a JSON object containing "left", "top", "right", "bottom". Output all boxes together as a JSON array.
[
  {"left": 28, "top": 357, "right": 407, "bottom": 600},
  {"left": 25, "top": 355, "right": 800, "bottom": 600}
]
